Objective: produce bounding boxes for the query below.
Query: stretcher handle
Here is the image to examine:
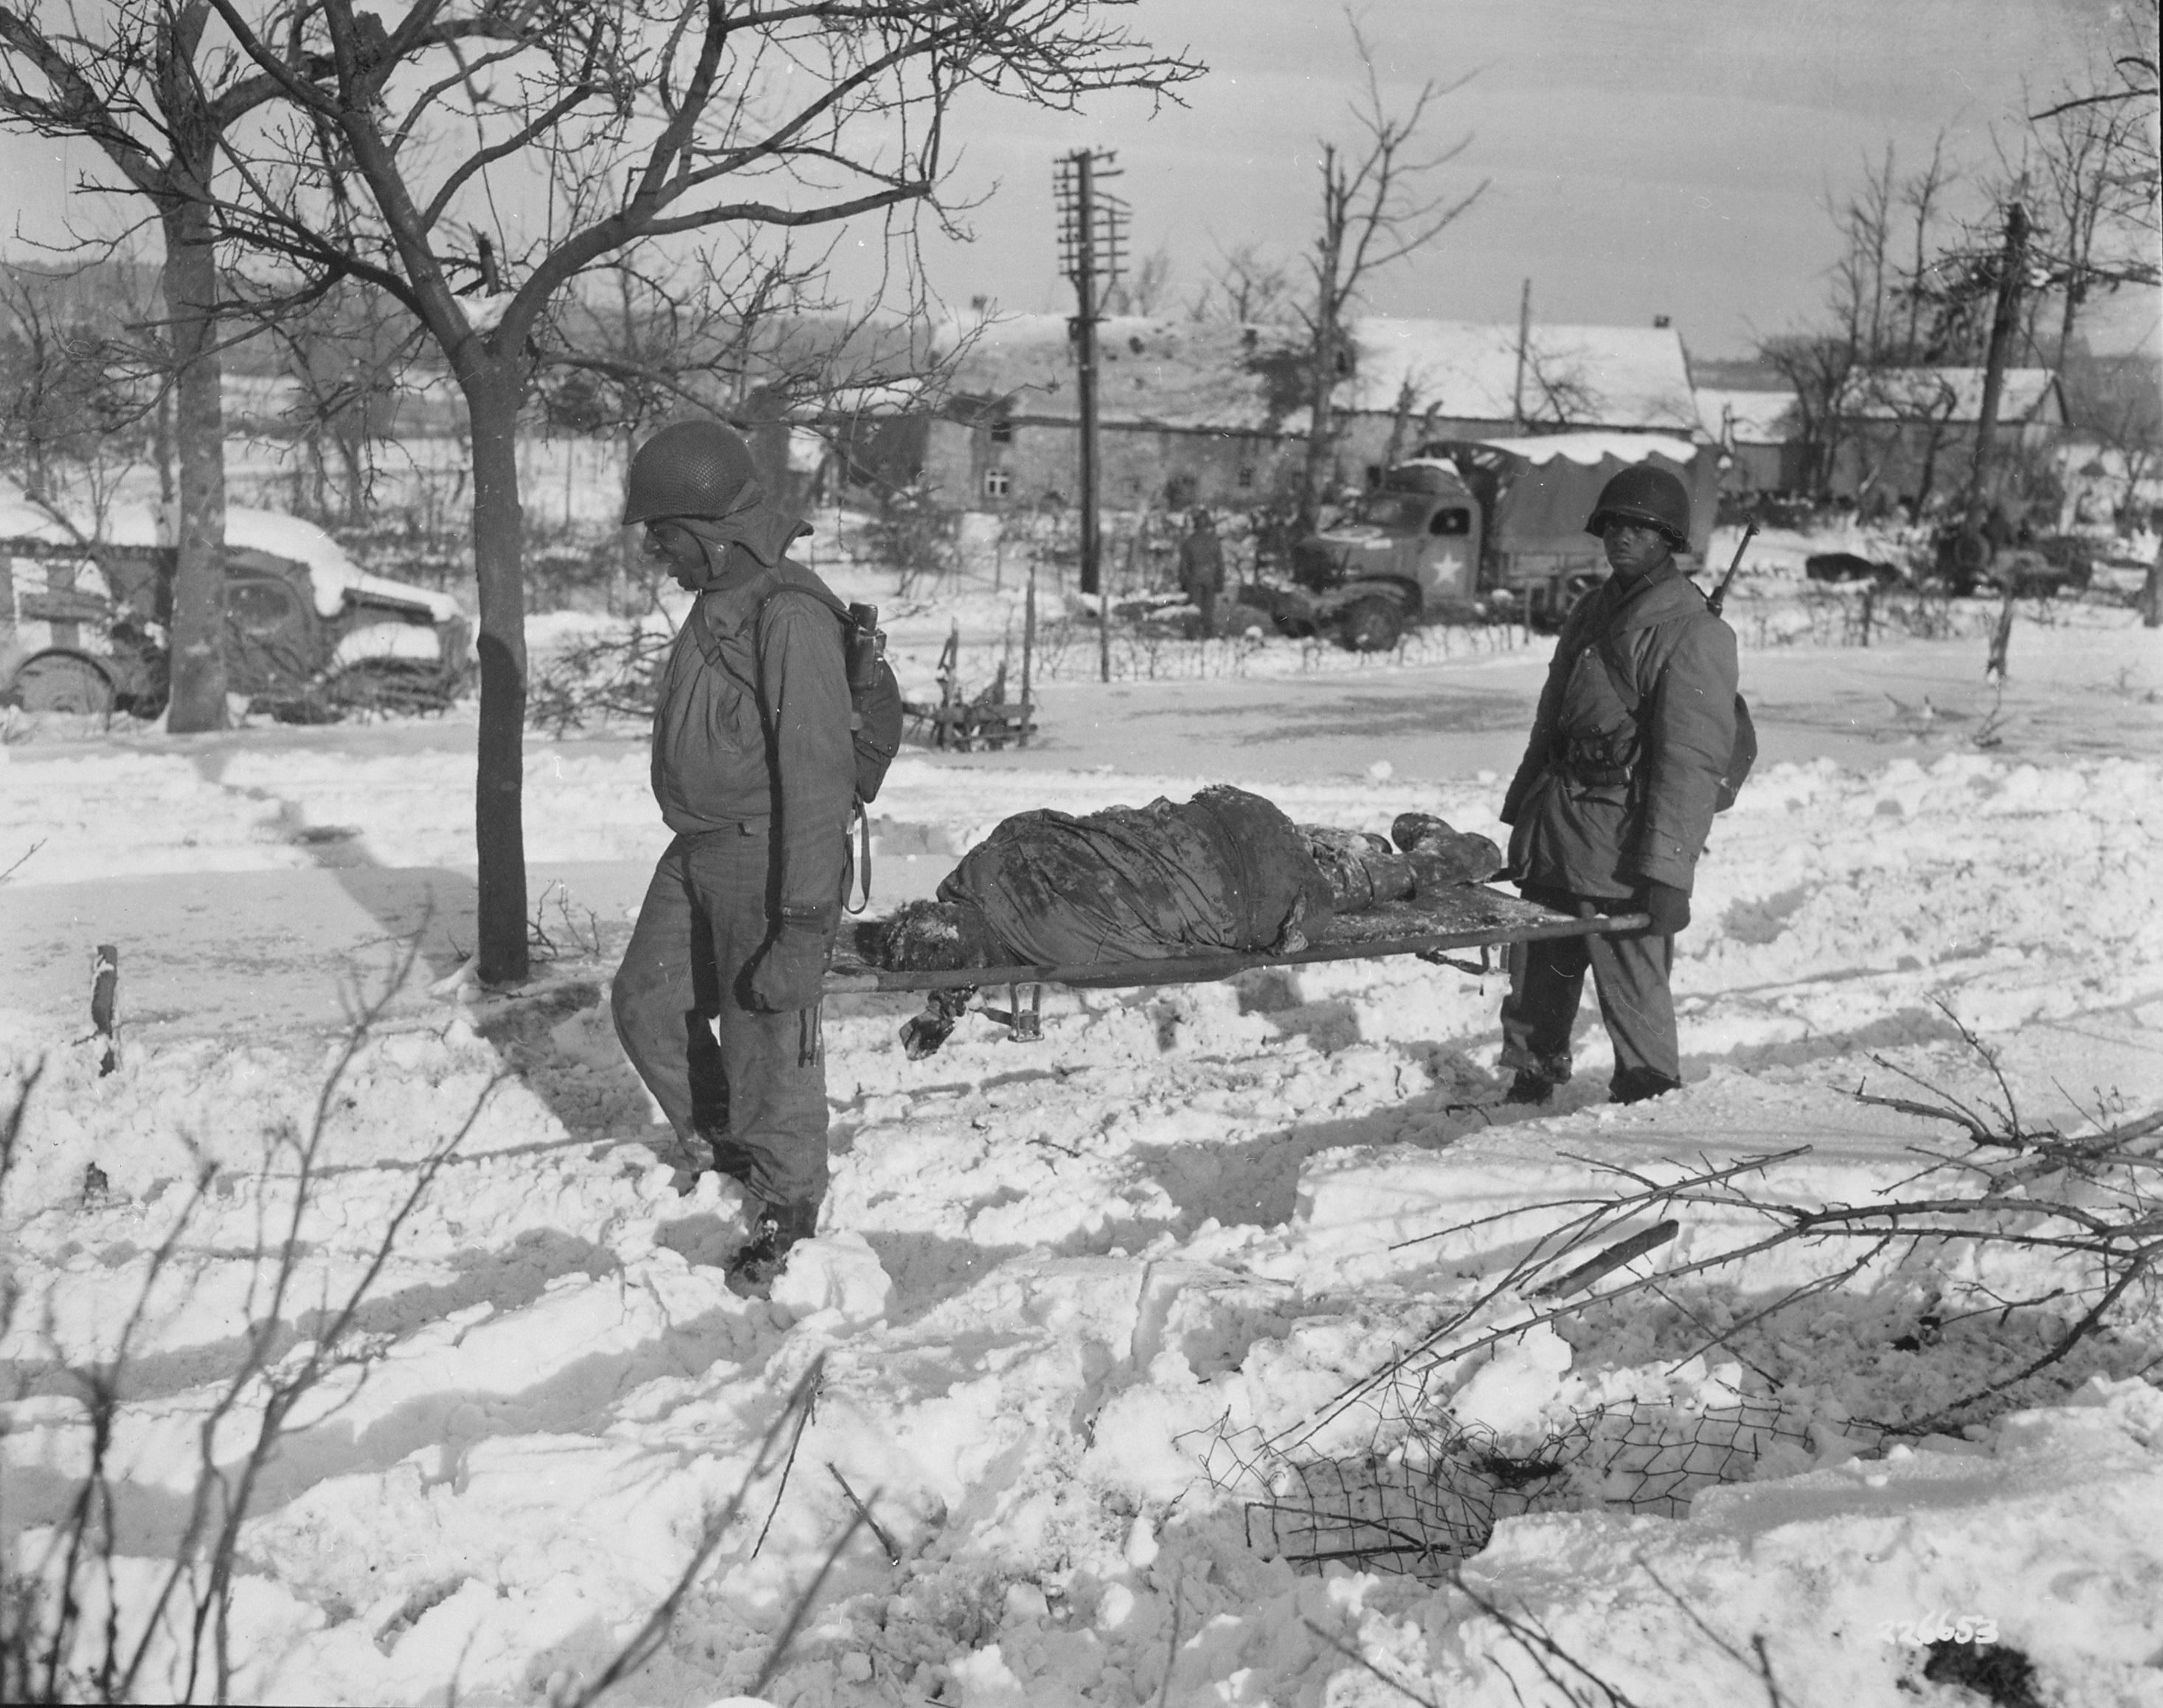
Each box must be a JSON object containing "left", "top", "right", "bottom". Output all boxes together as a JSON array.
[{"left": 825, "top": 910, "right": 1654, "bottom": 995}]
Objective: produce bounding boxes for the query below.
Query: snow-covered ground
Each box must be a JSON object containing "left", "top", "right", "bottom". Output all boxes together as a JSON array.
[{"left": 2, "top": 584, "right": 2160, "bottom": 1707}]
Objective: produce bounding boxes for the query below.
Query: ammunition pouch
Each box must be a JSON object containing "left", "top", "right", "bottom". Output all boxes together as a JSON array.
[{"left": 1558, "top": 723, "right": 1639, "bottom": 789}]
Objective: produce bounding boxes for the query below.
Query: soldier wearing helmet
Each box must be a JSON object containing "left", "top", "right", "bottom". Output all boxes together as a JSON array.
[
  {"left": 610, "top": 418, "right": 856, "bottom": 1296},
  {"left": 1177, "top": 507, "right": 1225, "bottom": 638},
  {"left": 1495, "top": 462, "right": 1738, "bottom": 1106}
]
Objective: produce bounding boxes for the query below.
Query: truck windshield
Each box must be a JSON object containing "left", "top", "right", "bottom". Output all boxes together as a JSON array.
[{"left": 1352, "top": 494, "right": 1433, "bottom": 531}]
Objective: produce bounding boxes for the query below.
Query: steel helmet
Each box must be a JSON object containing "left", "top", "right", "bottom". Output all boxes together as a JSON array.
[
  {"left": 623, "top": 419, "right": 761, "bottom": 527},
  {"left": 1585, "top": 465, "right": 1692, "bottom": 548}
]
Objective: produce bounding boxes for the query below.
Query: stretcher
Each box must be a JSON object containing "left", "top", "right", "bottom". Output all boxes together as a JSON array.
[{"left": 823, "top": 885, "right": 1651, "bottom": 1055}]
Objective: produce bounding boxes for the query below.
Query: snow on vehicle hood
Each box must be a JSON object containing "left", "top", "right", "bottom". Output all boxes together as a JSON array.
[
  {"left": 0, "top": 490, "right": 464, "bottom": 623},
  {"left": 226, "top": 510, "right": 465, "bottom": 623}
]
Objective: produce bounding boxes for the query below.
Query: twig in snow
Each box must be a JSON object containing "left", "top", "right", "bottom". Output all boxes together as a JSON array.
[
  {"left": 825, "top": 1462, "right": 901, "bottom": 1565},
  {"left": 1528, "top": 1220, "right": 1677, "bottom": 1299},
  {"left": 1633, "top": 1556, "right": 1790, "bottom": 1708},
  {"left": 749, "top": 1510, "right": 868, "bottom": 1698},
  {"left": 3, "top": 937, "right": 508, "bottom": 1706},
  {"left": 1451, "top": 1572, "right": 1650, "bottom": 1708},
  {"left": 1298, "top": 1617, "right": 1443, "bottom": 1708},
  {"left": 1156, "top": 1562, "right": 1186, "bottom": 1708},
  {"left": 0, "top": 837, "right": 44, "bottom": 884},
  {"left": 563, "top": 1358, "right": 827, "bottom": 1708},
  {"left": 1647, "top": 1242, "right": 1890, "bottom": 1382},
  {"left": 752, "top": 1362, "right": 824, "bottom": 1559}
]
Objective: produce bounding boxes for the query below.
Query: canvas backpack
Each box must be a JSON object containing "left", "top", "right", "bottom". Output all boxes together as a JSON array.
[
  {"left": 1590, "top": 625, "right": 1757, "bottom": 814},
  {"left": 691, "top": 579, "right": 905, "bottom": 908}
]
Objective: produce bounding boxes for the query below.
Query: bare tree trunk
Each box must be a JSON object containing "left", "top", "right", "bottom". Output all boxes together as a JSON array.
[
  {"left": 464, "top": 362, "right": 530, "bottom": 983},
  {"left": 334, "top": 429, "right": 367, "bottom": 526},
  {"left": 153, "top": 381, "right": 176, "bottom": 515},
  {"left": 2143, "top": 539, "right": 2162, "bottom": 629},
  {"left": 1379, "top": 377, "right": 1416, "bottom": 475},
  {"left": 161, "top": 197, "right": 229, "bottom": 733},
  {"left": 1299, "top": 153, "right": 1344, "bottom": 533}
]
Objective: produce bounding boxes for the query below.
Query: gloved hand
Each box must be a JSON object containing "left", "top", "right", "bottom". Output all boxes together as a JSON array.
[
  {"left": 748, "top": 922, "right": 830, "bottom": 1012},
  {"left": 1638, "top": 880, "right": 1692, "bottom": 936}
]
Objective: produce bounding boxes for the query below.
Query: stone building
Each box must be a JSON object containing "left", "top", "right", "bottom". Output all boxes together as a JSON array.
[
  {"left": 820, "top": 311, "right": 1714, "bottom": 515},
  {"left": 1331, "top": 317, "right": 1706, "bottom": 491},
  {"left": 1828, "top": 367, "right": 2065, "bottom": 512}
]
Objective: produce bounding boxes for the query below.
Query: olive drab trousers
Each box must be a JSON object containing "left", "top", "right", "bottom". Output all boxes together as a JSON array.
[
  {"left": 1498, "top": 885, "right": 1681, "bottom": 1097},
  {"left": 611, "top": 826, "right": 838, "bottom": 1209}
]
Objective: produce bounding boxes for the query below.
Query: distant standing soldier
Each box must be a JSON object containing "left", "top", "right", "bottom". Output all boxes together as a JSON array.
[
  {"left": 611, "top": 420, "right": 856, "bottom": 1296},
  {"left": 1496, "top": 466, "right": 1738, "bottom": 1106},
  {"left": 1178, "top": 508, "right": 1225, "bottom": 637}
]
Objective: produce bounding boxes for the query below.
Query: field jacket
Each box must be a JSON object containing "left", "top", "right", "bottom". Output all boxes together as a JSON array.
[
  {"left": 1501, "top": 560, "right": 1739, "bottom": 899},
  {"left": 649, "top": 547, "right": 854, "bottom": 919}
]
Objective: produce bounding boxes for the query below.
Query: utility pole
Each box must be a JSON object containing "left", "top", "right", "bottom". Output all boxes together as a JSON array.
[
  {"left": 1511, "top": 277, "right": 1532, "bottom": 430},
  {"left": 1967, "top": 201, "right": 2029, "bottom": 680},
  {"left": 1056, "top": 148, "right": 1126, "bottom": 680},
  {"left": 1964, "top": 201, "right": 2029, "bottom": 547}
]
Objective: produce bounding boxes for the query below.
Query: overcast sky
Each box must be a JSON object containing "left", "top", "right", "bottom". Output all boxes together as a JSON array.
[
  {"left": 3, "top": 0, "right": 2153, "bottom": 360},
  {"left": 915, "top": 0, "right": 2156, "bottom": 357}
]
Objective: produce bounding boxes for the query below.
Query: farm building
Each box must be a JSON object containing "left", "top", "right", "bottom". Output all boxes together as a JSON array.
[
  {"left": 825, "top": 312, "right": 1713, "bottom": 516},
  {"left": 1333, "top": 317, "right": 1707, "bottom": 488},
  {"left": 1695, "top": 387, "right": 1806, "bottom": 493},
  {"left": 1828, "top": 366, "right": 2066, "bottom": 511}
]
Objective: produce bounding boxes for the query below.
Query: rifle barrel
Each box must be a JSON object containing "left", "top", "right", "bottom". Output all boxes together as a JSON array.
[{"left": 1707, "top": 520, "right": 1757, "bottom": 618}]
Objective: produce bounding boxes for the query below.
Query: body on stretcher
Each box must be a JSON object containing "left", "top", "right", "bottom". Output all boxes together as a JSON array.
[{"left": 823, "top": 885, "right": 1651, "bottom": 1058}]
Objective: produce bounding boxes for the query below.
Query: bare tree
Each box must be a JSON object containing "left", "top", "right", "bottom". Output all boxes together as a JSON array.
[
  {"left": 179, "top": 0, "right": 1200, "bottom": 983},
  {"left": 1295, "top": 15, "right": 1484, "bottom": 527},
  {"left": 1376, "top": 371, "right": 1439, "bottom": 471},
  {"left": 1517, "top": 344, "right": 1605, "bottom": 434},
  {"left": 0, "top": 262, "right": 161, "bottom": 538},
  {"left": 2028, "top": 16, "right": 2160, "bottom": 624},
  {"left": 0, "top": 4, "right": 322, "bottom": 731},
  {"left": 1757, "top": 139, "right": 1980, "bottom": 499},
  {"left": 1186, "top": 241, "right": 1298, "bottom": 326},
  {"left": 1104, "top": 243, "right": 1172, "bottom": 317},
  {"left": 2027, "top": 16, "right": 2162, "bottom": 362},
  {"left": 262, "top": 276, "right": 421, "bottom": 526},
  {"left": 1757, "top": 332, "right": 1857, "bottom": 495}
]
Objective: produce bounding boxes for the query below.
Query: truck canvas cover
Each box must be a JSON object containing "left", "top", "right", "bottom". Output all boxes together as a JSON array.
[{"left": 1408, "top": 432, "right": 1717, "bottom": 565}]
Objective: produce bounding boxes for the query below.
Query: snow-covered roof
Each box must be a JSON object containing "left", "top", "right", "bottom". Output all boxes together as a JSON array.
[
  {"left": 0, "top": 490, "right": 463, "bottom": 623},
  {"left": 935, "top": 313, "right": 1295, "bottom": 432},
  {"left": 1838, "top": 367, "right": 2063, "bottom": 424},
  {"left": 1347, "top": 317, "right": 1703, "bottom": 433},
  {"left": 1695, "top": 387, "right": 1799, "bottom": 444}
]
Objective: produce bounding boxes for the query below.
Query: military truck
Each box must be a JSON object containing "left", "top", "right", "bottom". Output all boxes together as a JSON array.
[
  {"left": 0, "top": 508, "right": 471, "bottom": 719},
  {"left": 1270, "top": 432, "right": 1724, "bottom": 649}
]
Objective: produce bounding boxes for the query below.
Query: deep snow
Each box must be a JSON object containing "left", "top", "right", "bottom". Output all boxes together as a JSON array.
[{"left": 2, "top": 586, "right": 2160, "bottom": 1708}]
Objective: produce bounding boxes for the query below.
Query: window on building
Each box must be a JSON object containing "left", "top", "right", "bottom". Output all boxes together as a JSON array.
[
  {"left": 1236, "top": 466, "right": 1254, "bottom": 488},
  {"left": 989, "top": 419, "right": 1013, "bottom": 444},
  {"left": 984, "top": 467, "right": 1012, "bottom": 499}
]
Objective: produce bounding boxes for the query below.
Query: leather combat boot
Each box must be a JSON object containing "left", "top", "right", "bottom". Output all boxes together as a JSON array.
[
  {"left": 1609, "top": 1068, "right": 1683, "bottom": 1105},
  {"left": 724, "top": 1199, "right": 822, "bottom": 1299}
]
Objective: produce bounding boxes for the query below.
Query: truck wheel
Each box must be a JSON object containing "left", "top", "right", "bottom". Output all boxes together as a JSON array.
[
  {"left": 1339, "top": 598, "right": 1404, "bottom": 652},
  {"left": 11, "top": 651, "right": 117, "bottom": 716}
]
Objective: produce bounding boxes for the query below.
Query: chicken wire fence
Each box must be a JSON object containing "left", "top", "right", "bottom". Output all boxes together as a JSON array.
[{"left": 1195, "top": 1394, "right": 1860, "bottom": 1580}]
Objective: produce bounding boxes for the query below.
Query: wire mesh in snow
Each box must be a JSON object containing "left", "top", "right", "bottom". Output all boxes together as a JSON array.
[{"left": 1203, "top": 1396, "right": 1843, "bottom": 1580}]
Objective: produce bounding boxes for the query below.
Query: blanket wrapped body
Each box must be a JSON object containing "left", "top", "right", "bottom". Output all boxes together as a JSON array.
[{"left": 937, "top": 784, "right": 1335, "bottom": 967}]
